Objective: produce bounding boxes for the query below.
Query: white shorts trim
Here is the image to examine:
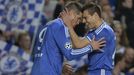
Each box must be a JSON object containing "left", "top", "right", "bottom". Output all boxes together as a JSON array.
[{"left": 101, "top": 69, "right": 105, "bottom": 75}]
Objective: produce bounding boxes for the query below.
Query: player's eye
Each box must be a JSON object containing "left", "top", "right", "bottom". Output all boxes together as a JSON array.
[
  {"left": 78, "top": 17, "right": 82, "bottom": 21},
  {"left": 82, "top": 17, "right": 86, "bottom": 19}
]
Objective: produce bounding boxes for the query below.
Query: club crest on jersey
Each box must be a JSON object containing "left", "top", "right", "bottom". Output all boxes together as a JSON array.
[
  {"left": 0, "top": 52, "right": 20, "bottom": 73},
  {"left": 4, "top": 0, "right": 27, "bottom": 26},
  {"left": 65, "top": 42, "right": 72, "bottom": 50}
]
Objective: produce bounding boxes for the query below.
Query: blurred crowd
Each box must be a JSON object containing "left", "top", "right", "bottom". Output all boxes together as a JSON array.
[{"left": 0, "top": 0, "right": 134, "bottom": 75}]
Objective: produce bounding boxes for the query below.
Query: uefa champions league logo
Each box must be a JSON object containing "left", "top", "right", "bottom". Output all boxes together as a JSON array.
[
  {"left": 0, "top": 55, "right": 20, "bottom": 73},
  {"left": 65, "top": 42, "right": 72, "bottom": 50}
]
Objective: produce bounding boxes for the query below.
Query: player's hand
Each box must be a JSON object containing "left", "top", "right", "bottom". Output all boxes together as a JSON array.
[
  {"left": 90, "top": 36, "right": 106, "bottom": 51},
  {"left": 62, "top": 64, "right": 73, "bottom": 75},
  {"left": 60, "top": 8, "right": 77, "bottom": 28}
]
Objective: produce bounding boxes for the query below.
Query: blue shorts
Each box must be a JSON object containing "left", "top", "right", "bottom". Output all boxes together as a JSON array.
[{"left": 88, "top": 69, "right": 112, "bottom": 75}]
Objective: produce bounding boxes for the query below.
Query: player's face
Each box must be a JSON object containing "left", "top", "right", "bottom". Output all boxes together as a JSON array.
[
  {"left": 75, "top": 12, "right": 82, "bottom": 25},
  {"left": 82, "top": 10, "right": 95, "bottom": 29},
  {"left": 71, "top": 10, "right": 82, "bottom": 27}
]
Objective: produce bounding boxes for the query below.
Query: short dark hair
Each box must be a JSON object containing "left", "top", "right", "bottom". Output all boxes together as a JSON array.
[
  {"left": 65, "top": 1, "right": 82, "bottom": 14},
  {"left": 82, "top": 2, "right": 102, "bottom": 17}
]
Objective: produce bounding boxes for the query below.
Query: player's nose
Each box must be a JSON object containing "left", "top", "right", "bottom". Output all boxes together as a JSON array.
[{"left": 82, "top": 18, "right": 86, "bottom": 23}]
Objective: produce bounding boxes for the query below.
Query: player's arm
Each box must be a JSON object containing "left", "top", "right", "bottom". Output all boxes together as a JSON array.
[
  {"left": 51, "top": 23, "right": 93, "bottom": 60},
  {"left": 68, "top": 27, "right": 90, "bottom": 48},
  {"left": 60, "top": 10, "right": 105, "bottom": 49},
  {"left": 51, "top": 22, "right": 106, "bottom": 60},
  {"left": 68, "top": 26, "right": 105, "bottom": 49},
  {"left": 60, "top": 9, "right": 89, "bottom": 48}
]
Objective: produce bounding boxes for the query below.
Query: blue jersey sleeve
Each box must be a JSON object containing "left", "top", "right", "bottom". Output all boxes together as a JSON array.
[{"left": 51, "top": 23, "right": 93, "bottom": 60}]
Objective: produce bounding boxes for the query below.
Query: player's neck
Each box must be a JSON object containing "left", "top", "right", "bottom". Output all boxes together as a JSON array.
[{"left": 95, "top": 18, "right": 103, "bottom": 29}]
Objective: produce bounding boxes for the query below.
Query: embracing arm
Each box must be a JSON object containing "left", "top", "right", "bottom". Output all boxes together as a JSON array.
[
  {"left": 68, "top": 26, "right": 90, "bottom": 48},
  {"left": 60, "top": 9, "right": 105, "bottom": 49}
]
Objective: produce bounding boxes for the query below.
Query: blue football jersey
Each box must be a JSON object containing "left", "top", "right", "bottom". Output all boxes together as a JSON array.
[
  {"left": 31, "top": 18, "right": 93, "bottom": 75},
  {"left": 86, "top": 21, "right": 116, "bottom": 75}
]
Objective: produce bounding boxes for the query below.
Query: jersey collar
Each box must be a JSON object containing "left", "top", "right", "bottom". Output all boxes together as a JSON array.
[{"left": 95, "top": 21, "right": 106, "bottom": 35}]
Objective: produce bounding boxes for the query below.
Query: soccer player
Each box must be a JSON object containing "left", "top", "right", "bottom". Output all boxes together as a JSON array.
[
  {"left": 61, "top": 3, "right": 116, "bottom": 75},
  {"left": 31, "top": 2, "right": 105, "bottom": 75}
]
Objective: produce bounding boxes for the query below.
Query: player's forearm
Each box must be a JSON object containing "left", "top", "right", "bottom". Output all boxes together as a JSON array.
[{"left": 68, "top": 27, "right": 87, "bottom": 48}]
